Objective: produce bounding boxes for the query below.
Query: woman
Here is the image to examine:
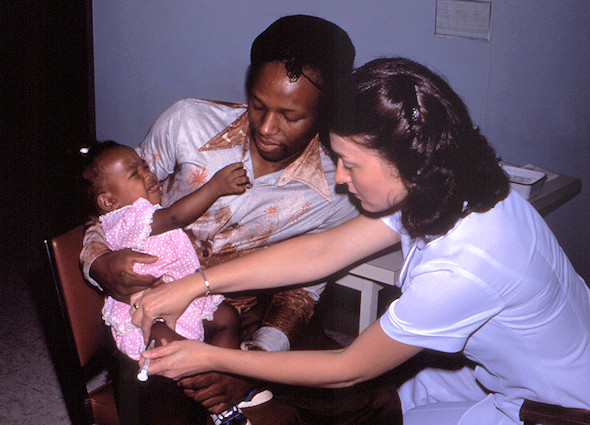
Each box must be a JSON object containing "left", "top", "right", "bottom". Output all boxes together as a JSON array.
[{"left": 132, "top": 58, "right": 590, "bottom": 424}]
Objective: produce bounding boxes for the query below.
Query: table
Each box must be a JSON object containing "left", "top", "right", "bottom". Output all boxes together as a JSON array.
[
  {"left": 527, "top": 170, "right": 581, "bottom": 217},
  {"left": 333, "top": 172, "right": 582, "bottom": 333}
]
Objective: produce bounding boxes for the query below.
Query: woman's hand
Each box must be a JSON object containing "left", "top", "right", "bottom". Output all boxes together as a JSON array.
[
  {"left": 140, "top": 339, "right": 214, "bottom": 381},
  {"left": 130, "top": 276, "right": 197, "bottom": 341}
]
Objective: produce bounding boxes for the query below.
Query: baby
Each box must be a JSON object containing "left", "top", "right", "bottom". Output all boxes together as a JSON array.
[{"left": 82, "top": 141, "right": 249, "bottom": 362}]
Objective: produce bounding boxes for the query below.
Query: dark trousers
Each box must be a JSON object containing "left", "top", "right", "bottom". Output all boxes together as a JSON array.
[
  {"left": 112, "top": 351, "right": 208, "bottom": 425},
  {"left": 111, "top": 305, "right": 402, "bottom": 425}
]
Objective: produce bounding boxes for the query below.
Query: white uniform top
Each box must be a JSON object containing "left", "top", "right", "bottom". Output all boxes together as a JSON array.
[{"left": 380, "top": 190, "right": 590, "bottom": 423}]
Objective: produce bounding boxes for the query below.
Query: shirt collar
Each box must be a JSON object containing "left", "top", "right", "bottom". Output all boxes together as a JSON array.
[
  {"left": 199, "top": 109, "right": 250, "bottom": 155},
  {"left": 201, "top": 111, "right": 331, "bottom": 202}
]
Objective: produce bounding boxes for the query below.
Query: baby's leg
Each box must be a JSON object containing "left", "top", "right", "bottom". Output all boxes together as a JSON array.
[
  {"left": 146, "top": 301, "right": 239, "bottom": 348},
  {"left": 149, "top": 320, "right": 184, "bottom": 346},
  {"left": 203, "top": 301, "right": 240, "bottom": 349}
]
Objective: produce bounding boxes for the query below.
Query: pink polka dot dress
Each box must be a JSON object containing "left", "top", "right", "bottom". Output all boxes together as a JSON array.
[{"left": 100, "top": 197, "right": 224, "bottom": 361}]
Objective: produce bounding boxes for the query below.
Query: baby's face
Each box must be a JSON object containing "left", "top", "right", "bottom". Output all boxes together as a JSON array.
[{"left": 102, "top": 147, "right": 162, "bottom": 209}]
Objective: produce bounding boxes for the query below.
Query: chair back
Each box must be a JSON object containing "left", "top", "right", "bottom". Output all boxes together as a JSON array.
[
  {"left": 47, "top": 225, "right": 109, "bottom": 365},
  {"left": 45, "top": 224, "right": 119, "bottom": 425}
]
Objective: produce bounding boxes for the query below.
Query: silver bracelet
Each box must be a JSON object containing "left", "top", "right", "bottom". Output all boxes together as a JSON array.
[{"left": 197, "top": 268, "right": 211, "bottom": 296}]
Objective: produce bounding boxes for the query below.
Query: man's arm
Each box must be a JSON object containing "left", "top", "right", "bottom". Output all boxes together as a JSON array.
[
  {"left": 137, "top": 99, "right": 246, "bottom": 183},
  {"left": 135, "top": 100, "right": 186, "bottom": 181},
  {"left": 80, "top": 219, "right": 111, "bottom": 289},
  {"left": 80, "top": 219, "right": 157, "bottom": 302}
]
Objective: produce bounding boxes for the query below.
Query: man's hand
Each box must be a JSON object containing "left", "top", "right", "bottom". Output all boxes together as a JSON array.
[
  {"left": 178, "top": 372, "right": 255, "bottom": 414},
  {"left": 139, "top": 340, "right": 253, "bottom": 413},
  {"left": 90, "top": 249, "right": 158, "bottom": 303}
]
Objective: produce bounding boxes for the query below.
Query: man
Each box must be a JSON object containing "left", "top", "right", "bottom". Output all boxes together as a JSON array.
[{"left": 82, "top": 15, "right": 368, "bottom": 424}]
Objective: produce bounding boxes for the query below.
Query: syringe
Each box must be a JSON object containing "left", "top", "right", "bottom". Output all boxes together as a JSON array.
[{"left": 137, "top": 339, "right": 156, "bottom": 381}]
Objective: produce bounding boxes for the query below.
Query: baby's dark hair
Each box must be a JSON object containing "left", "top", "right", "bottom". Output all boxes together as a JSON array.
[{"left": 80, "top": 140, "right": 125, "bottom": 213}]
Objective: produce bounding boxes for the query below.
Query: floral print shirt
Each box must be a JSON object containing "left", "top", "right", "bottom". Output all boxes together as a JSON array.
[{"left": 83, "top": 98, "right": 359, "bottom": 302}]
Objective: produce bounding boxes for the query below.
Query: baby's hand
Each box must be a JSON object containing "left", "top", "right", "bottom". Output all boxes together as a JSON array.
[{"left": 209, "top": 162, "right": 251, "bottom": 197}]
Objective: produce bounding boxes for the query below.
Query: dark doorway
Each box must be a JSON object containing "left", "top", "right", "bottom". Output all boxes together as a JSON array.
[{"left": 1, "top": 1, "right": 95, "bottom": 272}]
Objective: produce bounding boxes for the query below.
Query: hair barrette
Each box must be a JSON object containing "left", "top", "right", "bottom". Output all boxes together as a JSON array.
[{"left": 284, "top": 57, "right": 323, "bottom": 91}]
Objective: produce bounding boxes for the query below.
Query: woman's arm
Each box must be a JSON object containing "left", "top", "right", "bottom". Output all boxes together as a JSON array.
[
  {"left": 131, "top": 214, "right": 400, "bottom": 338},
  {"left": 143, "top": 319, "right": 422, "bottom": 388}
]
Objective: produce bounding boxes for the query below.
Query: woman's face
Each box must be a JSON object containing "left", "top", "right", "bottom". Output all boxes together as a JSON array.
[{"left": 330, "top": 133, "right": 408, "bottom": 213}]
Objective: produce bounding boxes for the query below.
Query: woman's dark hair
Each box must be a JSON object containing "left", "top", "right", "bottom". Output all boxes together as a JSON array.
[
  {"left": 247, "top": 15, "right": 355, "bottom": 130},
  {"left": 331, "top": 57, "right": 509, "bottom": 239}
]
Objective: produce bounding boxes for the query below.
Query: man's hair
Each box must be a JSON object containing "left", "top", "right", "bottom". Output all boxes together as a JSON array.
[
  {"left": 331, "top": 57, "right": 510, "bottom": 239},
  {"left": 247, "top": 15, "right": 355, "bottom": 123}
]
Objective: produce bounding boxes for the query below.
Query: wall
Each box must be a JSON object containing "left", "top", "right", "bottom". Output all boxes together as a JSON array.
[{"left": 92, "top": 0, "right": 589, "bottom": 281}]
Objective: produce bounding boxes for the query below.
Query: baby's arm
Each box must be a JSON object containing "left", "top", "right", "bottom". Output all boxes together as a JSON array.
[{"left": 150, "top": 162, "right": 249, "bottom": 235}]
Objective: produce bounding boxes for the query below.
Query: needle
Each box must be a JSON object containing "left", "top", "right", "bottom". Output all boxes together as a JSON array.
[{"left": 137, "top": 339, "right": 156, "bottom": 381}]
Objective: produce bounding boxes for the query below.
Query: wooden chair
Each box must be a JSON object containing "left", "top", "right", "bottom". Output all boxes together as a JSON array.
[
  {"left": 44, "top": 225, "right": 120, "bottom": 425},
  {"left": 520, "top": 399, "right": 590, "bottom": 425}
]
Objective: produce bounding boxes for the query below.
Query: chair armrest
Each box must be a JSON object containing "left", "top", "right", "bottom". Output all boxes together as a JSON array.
[{"left": 519, "top": 399, "right": 590, "bottom": 425}]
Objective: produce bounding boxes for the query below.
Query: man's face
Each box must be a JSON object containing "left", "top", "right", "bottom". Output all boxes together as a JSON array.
[{"left": 248, "top": 61, "right": 321, "bottom": 165}]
